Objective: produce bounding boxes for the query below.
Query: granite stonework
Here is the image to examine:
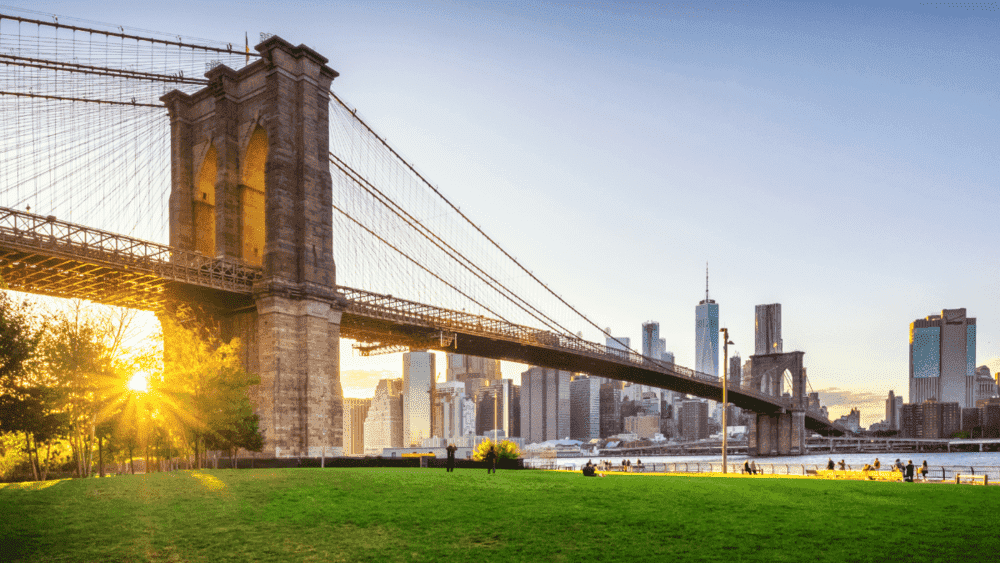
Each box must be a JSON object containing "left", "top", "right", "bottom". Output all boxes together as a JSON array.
[{"left": 162, "top": 36, "right": 343, "bottom": 457}]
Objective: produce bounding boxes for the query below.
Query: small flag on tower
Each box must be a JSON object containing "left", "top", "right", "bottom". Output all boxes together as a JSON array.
[{"left": 245, "top": 32, "right": 249, "bottom": 64}]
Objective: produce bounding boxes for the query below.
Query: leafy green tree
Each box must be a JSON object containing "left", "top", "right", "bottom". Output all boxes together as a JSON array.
[{"left": 158, "top": 315, "right": 262, "bottom": 469}]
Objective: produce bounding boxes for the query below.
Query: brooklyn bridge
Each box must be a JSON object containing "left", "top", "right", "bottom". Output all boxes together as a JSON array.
[{"left": 0, "top": 13, "right": 846, "bottom": 458}]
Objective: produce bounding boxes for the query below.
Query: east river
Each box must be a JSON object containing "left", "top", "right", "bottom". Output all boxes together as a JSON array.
[{"left": 539, "top": 451, "right": 1000, "bottom": 479}]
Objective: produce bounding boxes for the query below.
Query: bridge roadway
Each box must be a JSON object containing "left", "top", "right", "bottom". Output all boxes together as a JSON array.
[{"left": 0, "top": 207, "right": 846, "bottom": 435}]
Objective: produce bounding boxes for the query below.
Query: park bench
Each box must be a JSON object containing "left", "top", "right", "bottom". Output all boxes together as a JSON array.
[
  {"left": 955, "top": 474, "right": 988, "bottom": 485},
  {"left": 805, "top": 469, "right": 819, "bottom": 476}
]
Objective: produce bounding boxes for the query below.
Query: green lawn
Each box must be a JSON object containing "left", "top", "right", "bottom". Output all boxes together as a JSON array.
[{"left": 1, "top": 468, "right": 997, "bottom": 562}]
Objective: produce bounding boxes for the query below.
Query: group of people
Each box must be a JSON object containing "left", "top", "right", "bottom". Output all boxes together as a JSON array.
[
  {"left": 581, "top": 459, "right": 643, "bottom": 475},
  {"left": 825, "top": 457, "right": 929, "bottom": 482},
  {"left": 582, "top": 460, "right": 606, "bottom": 477},
  {"left": 742, "top": 460, "right": 760, "bottom": 474},
  {"left": 824, "top": 459, "right": 848, "bottom": 470}
]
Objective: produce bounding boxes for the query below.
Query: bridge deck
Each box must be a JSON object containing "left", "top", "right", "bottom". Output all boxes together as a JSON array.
[{"left": 0, "top": 206, "right": 845, "bottom": 435}]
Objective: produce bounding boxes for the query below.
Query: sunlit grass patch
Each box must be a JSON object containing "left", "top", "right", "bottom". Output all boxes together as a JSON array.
[{"left": 1, "top": 468, "right": 998, "bottom": 562}]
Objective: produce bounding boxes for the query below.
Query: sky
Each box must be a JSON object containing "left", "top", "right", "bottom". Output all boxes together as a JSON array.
[{"left": 4, "top": 0, "right": 998, "bottom": 427}]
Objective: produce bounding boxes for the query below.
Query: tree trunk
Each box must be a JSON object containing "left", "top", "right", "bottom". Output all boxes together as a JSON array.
[
  {"left": 86, "top": 424, "right": 95, "bottom": 478},
  {"left": 129, "top": 445, "right": 135, "bottom": 474},
  {"left": 40, "top": 441, "right": 51, "bottom": 481},
  {"left": 26, "top": 433, "right": 39, "bottom": 482},
  {"left": 98, "top": 435, "right": 104, "bottom": 478}
]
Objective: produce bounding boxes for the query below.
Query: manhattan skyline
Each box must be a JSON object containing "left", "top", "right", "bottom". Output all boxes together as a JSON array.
[{"left": 5, "top": 1, "right": 997, "bottom": 427}]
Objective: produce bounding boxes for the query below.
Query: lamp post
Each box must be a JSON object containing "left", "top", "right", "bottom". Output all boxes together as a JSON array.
[{"left": 720, "top": 328, "right": 734, "bottom": 474}]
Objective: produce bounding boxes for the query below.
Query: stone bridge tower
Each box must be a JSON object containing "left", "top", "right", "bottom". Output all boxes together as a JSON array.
[
  {"left": 746, "top": 351, "right": 807, "bottom": 455},
  {"left": 162, "top": 36, "right": 342, "bottom": 457}
]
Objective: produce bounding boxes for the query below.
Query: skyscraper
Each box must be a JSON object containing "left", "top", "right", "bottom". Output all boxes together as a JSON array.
[
  {"left": 695, "top": 267, "right": 719, "bottom": 377},
  {"left": 909, "top": 309, "right": 977, "bottom": 409},
  {"left": 885, "top": 390, "right": 902, "bottom": 430},
  {"left": 642, "top": 322, "right": 665, "bottom": 360},
  {"left": 755, "top": 303, "right": 782, "bottom": 355},
  {"left": 433, "top": 381, "right": 473, "bottom": 442},
  {"left": 342, "top": 398, "right": 372, "bottom": 456},
  {"left": 570, "top": 376, "right": 601, "bottom": 441},
  {"left": 402, "top": 351, "right": 436, "bottom": 447},
  {"left": 475, "top": 379, "right": 520, "bottom": 438},
  {"left": 445, "top": 353, "right": 501, "bottom": 382},
  {"left": 729, "top": 354, "right": 742, "bottom": 387},
  {"left": 599, "top": 383, "right": 622, "bottom": 438},
  {"left": 680, "top": 399, "right": 709, "bottom": 441},
  {"left": 520, "top": 366, "right": 571, "bottom": 444},
  {"left": 605, "top": 331, "right": 631, "bottom": 354},
  {"left": 363, "top": 379, "right": 403, "bottom": 454}
]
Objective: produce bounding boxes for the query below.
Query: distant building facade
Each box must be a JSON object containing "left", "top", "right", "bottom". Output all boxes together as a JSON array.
[
  {"left": 624, "top": 414, "right": 660, "bottom": 439},
  {"left": 909, "top": 309, "right": 977, "bottom": 409},
  {"left": 599, "top": 383, "right": 622, "bottom": 438},
  {"left": 885, "top": 390, "right": 903, "bottom": 431},
  {"left": 754, "top": 303, "right": 783, "bottom": 355},
  {"left": 729, "top": 354, "right": 742, "bottom": 387},
  {"left": 433, "top": 381, "right": 474, "bottom": 443},
  {"left": 680, "top": 399, "right": 709, "bottom": 441},
  {"left": 363, "top": 379, "right": 403, "bottom": 454},
  {"left": 642, "top": 321, "right": 666, "bottom": 361},
  {"left": 520, "top": 367, "right": 571, "bottom": 444},
  {"left": 605, "top": 332, "right": 631, "bottom": 354},
  {"left": 342, "top": 398, "right": 372, "bottom": 456},
  {"left": 402, "top": 351, "right": 435, "bottom": 447},
  {"left": 475, "top": 379, "right": 520, "bottom": 439},
  {"left": 834, "top": 408, "right": 861, "bottom": 433},
  {"left": 900, "top": 400, "right": 961, "bottom": 439}
]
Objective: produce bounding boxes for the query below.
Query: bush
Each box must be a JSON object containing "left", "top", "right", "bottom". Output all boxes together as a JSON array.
[{"left": 471, "top": 439, "right": 520, "bottom": 462}]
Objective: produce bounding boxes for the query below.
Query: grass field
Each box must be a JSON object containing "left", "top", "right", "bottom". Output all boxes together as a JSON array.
[{"left": 1, "top": 468, "right": 998, "bottom": 562}]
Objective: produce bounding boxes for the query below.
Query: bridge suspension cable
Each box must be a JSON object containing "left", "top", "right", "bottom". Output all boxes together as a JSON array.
[
  {"left": 329, "top": 90, "right": 639, "bottom": 354},
  {"left": 0, "top": 10, "right": 251, "bottom": 242}
]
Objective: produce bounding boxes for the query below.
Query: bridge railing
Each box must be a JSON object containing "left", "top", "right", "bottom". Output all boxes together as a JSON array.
[
  {"left": 0, "top": 207, "right": 262, "bottom": 292},
  {"left": 339, "top": 285, "right": 806, "bottom": 412}
]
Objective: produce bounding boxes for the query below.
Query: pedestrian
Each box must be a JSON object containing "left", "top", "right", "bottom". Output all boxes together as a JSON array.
[
  {"left": 636, "top": 458, "right": 643, "bottom": 472},
  {"left": 826, "top": 458, "right": 835, "bottom": 470},
  {"left": 905, "top": 459, "right": 914, "bottom": 482},
  {"left": 621, "top": 458, "right": 626, "bottom": 471},
  {"left": 485, "top": 445, "right": 497, "bottom": 474},
  {"left": 446, "top": 443, "right": 457, "bottom": 472},
  {"left": 921, "top": 460, "right": 928, "bottom": 481}
]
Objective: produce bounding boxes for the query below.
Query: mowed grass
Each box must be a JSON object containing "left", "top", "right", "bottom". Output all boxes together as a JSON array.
[{"left": 1, "top": 468, "right": 998, "bottom": 563}]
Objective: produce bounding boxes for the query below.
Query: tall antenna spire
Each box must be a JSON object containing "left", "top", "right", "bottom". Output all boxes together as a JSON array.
[{"left": 706, "top": 262, "right": 710, "bottom": 301}]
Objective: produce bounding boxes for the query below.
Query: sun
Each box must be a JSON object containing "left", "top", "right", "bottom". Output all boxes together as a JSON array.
[{"left": 127, "top": 372, "right": 149, "bottom": 393}]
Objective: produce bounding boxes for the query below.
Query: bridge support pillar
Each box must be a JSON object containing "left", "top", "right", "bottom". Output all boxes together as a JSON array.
[{"left": 747, "top": 411, "right": 806, "bottom": 456}]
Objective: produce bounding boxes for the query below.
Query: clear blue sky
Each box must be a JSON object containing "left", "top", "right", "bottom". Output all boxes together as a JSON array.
[{"left": 8, "top": 0, "right": 998, "bottom": 426}]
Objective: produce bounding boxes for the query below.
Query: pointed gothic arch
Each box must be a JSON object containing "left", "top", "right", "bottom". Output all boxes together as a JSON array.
[
  {"left": 240, "top": 126, "right": 267, "bottom": 265},
  {"left": 193, "top": 144, "right": 217, "bottom": 256}
]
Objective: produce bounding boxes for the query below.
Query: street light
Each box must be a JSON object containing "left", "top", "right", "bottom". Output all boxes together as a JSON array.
[{"left": 720, "top": 328, "right": 734, "bottom": 474}]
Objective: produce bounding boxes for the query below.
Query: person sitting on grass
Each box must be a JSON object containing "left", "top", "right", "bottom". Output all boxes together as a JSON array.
[{"left": 583, "top": 461, "right": 596, "bottom": 477}]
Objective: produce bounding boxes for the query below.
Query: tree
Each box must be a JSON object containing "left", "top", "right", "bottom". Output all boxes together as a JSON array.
[
  {"left": 0, "top": 292, "right": 67, "bottom": 481},
  {"left": 158, "top": 313, "right": 263, "bottom": 469},
  {"left": 472, "top": 438, "right": 520, "bottom": 462}
]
